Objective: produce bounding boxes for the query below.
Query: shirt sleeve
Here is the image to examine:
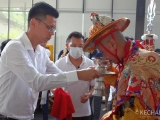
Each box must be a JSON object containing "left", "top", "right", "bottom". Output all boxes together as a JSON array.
[
  {"left": 4, "top": 42, "right": 79, "bottom": 92},
  {"left": 45, "top": 56, "right": 63, "bottom": 74},
  {"left": 43, "top": 48, "right": 63, "bottom": 74}
]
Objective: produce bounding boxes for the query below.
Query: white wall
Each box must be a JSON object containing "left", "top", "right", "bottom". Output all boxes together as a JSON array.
[{"left": 0, "top": 0, "right": 160, "bottom": 60}]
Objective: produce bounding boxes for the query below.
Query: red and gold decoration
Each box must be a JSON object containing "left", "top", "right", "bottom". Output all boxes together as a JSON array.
[{"left": 141, "top": 34, "right": 158, "bottom": 51}]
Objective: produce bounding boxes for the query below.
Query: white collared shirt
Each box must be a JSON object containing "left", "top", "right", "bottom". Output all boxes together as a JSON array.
[
  {"left": 55, "top": 54, "right": 95, "bottom": 117},
  {"left": 0, "top": 32, "right": 79, "bottom": 120}
]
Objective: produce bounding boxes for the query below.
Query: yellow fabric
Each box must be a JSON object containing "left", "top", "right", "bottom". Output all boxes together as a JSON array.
[
  {"left": 121, "top": 97, "right": 155, "bottom": 120},
  {"left": 101, "top": 111, "right": 112, "bottom": 118},
  {"left": 101, "top": 97, "right": 156, "bottom": 120}
]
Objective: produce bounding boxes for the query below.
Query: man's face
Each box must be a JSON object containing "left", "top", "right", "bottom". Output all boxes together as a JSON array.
[
  {"left": 96, "top": 37, "right": 119, "bottom": 64},
  {"left": 34, "top": 15, "right": 56, "bottom": 44},
  {"left": 66, "top": 37, "right": 84, "bottom": 50}
]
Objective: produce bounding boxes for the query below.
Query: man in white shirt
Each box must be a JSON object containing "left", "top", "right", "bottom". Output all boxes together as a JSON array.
[
  {"left": 55, "top": 31, "right": 95, "bottom": 120},
  {"left": 0, "top": 2, "right": 101, "bottom": 120},
  {"left": 39, "top": 43, "right": 51, "bottom": 120}
]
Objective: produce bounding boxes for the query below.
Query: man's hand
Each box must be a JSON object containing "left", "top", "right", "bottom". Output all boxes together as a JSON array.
[
  {"left": 80, "top": 93, "right": 90, "bottom": 103},
  {"left": 77, "top": 67, "right": 102, "bottom": 81}
]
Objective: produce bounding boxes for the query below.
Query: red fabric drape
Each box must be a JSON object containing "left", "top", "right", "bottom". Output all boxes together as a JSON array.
[{"left": 51, "top": 88, "right": 75, "bottom": 120}]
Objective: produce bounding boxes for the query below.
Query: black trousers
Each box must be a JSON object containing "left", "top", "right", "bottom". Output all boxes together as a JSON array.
[
  {"left": 72, "top": 116, "right": 91, "bottom": 120},
  {"left": 0, "top": 115, "right": 17, "bottom": 120},
  {"left": 39, "top": 90, "right": 50, "bottom": 120}
]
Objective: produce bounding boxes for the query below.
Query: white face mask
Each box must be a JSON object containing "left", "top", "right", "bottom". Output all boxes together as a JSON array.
[{"left": 69, "top": 47, "right": 83, "bottom": 59}]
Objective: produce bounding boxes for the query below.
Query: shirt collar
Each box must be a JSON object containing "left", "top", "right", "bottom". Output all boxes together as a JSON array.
[
  {"left": 65, "top": 54, "right": 87, "bottom": 65},
  {"left": 35, "top": 45, "right": 41, "bottom": 55},
  {"left": 21, "top": 32, "right": 33, "bottom": 50},
  {"left": 21, "top": 32, "right": 41, "bottom": 54}
]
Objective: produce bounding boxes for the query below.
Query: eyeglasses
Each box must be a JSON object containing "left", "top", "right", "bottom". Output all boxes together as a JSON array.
[{"left": 36, "top": 18, "right": 56, "bottom": 33}]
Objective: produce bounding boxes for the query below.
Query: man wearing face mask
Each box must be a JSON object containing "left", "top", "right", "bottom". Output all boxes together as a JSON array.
[{"left": 55, "top": 31, "right": 95, "bottom": 120}]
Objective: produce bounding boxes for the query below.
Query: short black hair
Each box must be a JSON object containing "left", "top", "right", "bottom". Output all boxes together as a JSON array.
[
  {"left": 28, "top": 2, "right": 59, "bottom": 26},
  {"left": 0, "top": 39, "right": 11, "bottom": 56},
  {"left": 155, "top": 48, "right": 160, "bottom": 53},
  {"left": 84, "top": 37, "right": 88, "bottom": 42},
  {"left": 66, "top": 31, "right": 84, "bottom": 43}
]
